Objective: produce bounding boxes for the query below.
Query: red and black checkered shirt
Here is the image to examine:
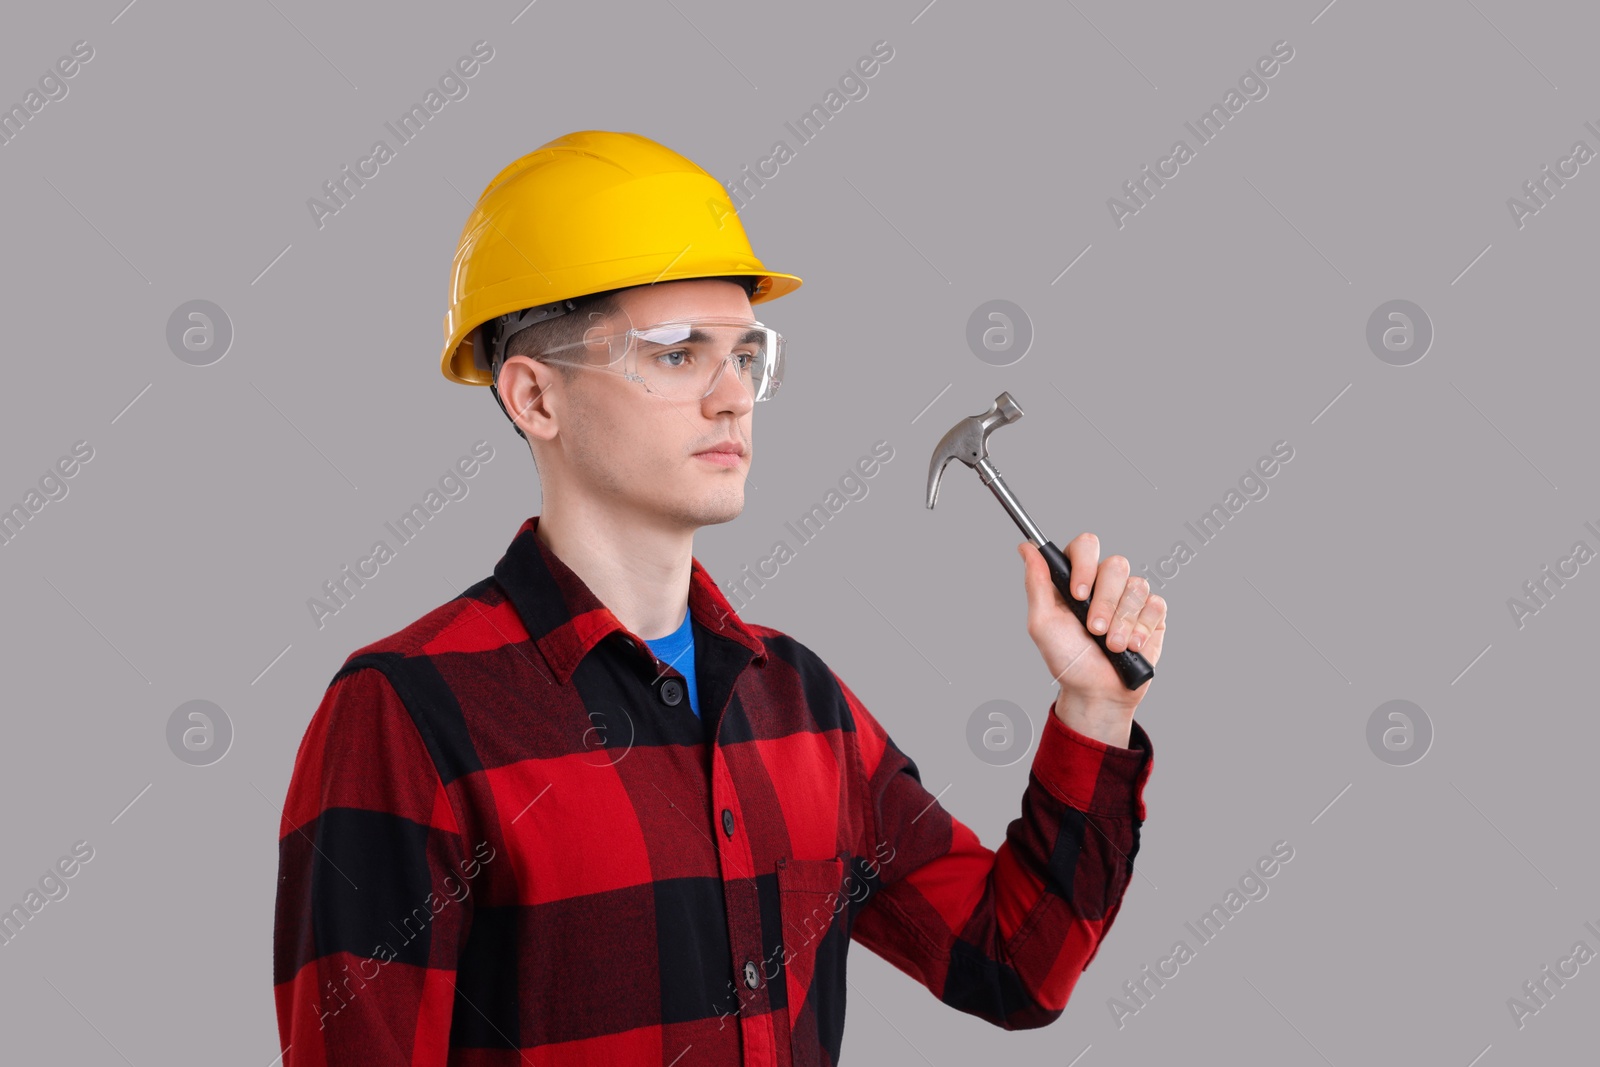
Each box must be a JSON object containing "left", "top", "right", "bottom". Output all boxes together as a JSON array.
[{"left": 273, "top": 514, "right": 1154, "bottom": 1066}]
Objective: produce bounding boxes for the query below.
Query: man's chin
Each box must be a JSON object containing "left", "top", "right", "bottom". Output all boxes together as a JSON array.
[
  {"left": 691, "top": 490, "right": 745, "bottom": 527},
  {"left": 703, "top": 499, "right": 744, "bottom": 526}
]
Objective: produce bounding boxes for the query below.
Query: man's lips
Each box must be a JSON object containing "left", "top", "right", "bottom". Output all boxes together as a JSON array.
[{"left": 694, "top": 437, "right": 745, "bottom": 462}]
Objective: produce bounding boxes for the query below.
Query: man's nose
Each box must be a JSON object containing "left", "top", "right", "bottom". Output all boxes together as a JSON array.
[{"left": 702, "top": 355, "right": 755, "bottom": 413}]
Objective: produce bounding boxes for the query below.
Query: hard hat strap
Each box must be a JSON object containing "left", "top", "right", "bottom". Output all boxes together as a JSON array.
[{"left": 483, "top": 297, "right": 580, "bottom": 378}]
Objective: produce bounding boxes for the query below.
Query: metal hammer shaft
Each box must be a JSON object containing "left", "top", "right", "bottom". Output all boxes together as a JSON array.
[{"left": 974, "top": 456, "right": 1049, "bottom": 547}]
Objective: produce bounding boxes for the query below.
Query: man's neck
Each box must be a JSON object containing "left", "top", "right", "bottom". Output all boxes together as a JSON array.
[{"left": 534, "top": 505, "right": 692, "bottom": 641}]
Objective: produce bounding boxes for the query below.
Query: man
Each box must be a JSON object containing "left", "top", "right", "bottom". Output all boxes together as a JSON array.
[{"left": 273, "top": 129, "right": 1164, "bottom": 1066}]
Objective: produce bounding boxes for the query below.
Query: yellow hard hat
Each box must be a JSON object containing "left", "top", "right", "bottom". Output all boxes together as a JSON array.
[{"left": 441, "top": 129, "right": 804, "bottom": 386}]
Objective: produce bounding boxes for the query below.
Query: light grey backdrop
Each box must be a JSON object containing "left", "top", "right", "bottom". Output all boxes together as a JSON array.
[{"left": 2, "top": 0, "right": 1596, "bottom": 1063}]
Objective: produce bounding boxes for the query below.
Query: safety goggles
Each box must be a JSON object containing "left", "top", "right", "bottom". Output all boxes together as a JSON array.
[{"left": 535, "top": 318, "right": 785, "bottom": 402}]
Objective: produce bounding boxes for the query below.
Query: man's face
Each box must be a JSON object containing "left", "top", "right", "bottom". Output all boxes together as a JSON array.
[{"left": 545, "top": 278, "right": 761, "bottom": 531}]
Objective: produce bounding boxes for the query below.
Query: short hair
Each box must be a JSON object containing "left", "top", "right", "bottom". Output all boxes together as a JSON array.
[
  {"left": 500, "top": 290, "right": 621, "bottom": 383},
  {"left": 490, "top": 275, "right": 758, "bottom": 440}
]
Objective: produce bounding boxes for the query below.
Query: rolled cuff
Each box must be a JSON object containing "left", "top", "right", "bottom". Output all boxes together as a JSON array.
[{"left": 1029, "top": 703, "right": 1153, "bottom": 820}]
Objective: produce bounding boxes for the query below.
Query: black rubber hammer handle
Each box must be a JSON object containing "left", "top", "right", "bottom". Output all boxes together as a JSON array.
[{"left": 1038, "top": 539, "right": 1154, "bottom": 690}]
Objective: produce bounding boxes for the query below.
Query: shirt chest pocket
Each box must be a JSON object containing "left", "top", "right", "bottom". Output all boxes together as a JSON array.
[{"left": 776, "top": 856, "right": 847, "bottom": 1067}]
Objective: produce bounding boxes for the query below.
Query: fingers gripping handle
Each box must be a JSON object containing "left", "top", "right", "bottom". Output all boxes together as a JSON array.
[{"left": 1039, "top": 540, "right": 1155, "bottom": 691}]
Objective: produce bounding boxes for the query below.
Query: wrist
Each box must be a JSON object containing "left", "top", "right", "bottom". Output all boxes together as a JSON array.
[{"left": 1052, "top": 694, "right": 1134, "bottom": 748}]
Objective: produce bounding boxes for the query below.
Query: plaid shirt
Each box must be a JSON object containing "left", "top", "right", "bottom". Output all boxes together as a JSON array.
[{"left": 273, "top": 514, "right": 1154, "bottom": 1066}]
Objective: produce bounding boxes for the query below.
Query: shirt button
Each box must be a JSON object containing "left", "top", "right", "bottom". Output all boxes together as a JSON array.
[
  {"left": 721, "top": 808, "right": 734, "bottom": 837},
  {"left": 657, "top": 676, "right": 684, "bottom": 707},
  {"left": 742, "top": 960, "right": 760, "bottom": 989}
]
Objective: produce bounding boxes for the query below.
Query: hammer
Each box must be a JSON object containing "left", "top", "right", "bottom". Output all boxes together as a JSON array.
[{"left": 927, "top": 392, "right": 1155, "bottom": 690}]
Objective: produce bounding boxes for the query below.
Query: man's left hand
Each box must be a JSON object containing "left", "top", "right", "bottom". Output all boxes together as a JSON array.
[{"left": 1018, "top": 533, "right": 1167, "bottom": 749}]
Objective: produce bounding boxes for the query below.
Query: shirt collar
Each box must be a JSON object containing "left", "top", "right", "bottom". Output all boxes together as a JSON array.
[{"left": 492, "top": 513, "right": 768, "bottom": 685}]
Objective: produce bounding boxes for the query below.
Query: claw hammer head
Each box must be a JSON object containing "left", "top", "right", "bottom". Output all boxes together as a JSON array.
[{"left": 926, "top": 392, "right": 1025, "bottom": 509}]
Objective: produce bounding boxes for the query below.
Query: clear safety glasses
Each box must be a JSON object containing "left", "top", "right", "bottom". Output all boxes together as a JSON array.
[{"left": 536, "top": 319, "right": 785, "bottom": 402}]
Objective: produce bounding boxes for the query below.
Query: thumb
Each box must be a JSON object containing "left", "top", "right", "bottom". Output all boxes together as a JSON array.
[
  {"left": 1018, "top": 542, "right": 1057, "bottom": 634},
  {"left": 1019, "top": 541, "right": 1069, "bottom": 614},
  {"left": 1017, "top": 541, "right": 1043, "bottom": 602}
]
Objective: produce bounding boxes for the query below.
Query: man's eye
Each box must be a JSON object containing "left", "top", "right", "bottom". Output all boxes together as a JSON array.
[{"left": 654, "top": 350, "right": 757, "bottom": 369}]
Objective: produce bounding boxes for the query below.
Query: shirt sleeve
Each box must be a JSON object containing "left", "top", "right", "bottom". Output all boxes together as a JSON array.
[
  {"left": 838, "top": 672, "right": 1153, "bottom": 1030},
  {"left": 273, "top": 663, "right": 474, "bottom": 1066}
]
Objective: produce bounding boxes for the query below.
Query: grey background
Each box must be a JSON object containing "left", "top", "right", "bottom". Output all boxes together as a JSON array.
[{"left": 2, "top": 0, "right": 1595, "bottom": 1063}]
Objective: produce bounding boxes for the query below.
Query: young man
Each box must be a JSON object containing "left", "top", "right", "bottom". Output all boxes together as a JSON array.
[{"left": 273, "top": 130, "right": 1164, "bottom": 1066}]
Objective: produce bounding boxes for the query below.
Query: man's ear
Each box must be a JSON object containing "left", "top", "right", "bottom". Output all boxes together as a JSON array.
[{"left": 499, "top": 356, "right": 563, "bottom": 444}]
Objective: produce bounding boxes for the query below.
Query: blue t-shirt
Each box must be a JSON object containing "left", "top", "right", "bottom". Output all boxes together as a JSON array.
[{"left": 642, "top": 608, "right": 701, "bottom": 719}]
